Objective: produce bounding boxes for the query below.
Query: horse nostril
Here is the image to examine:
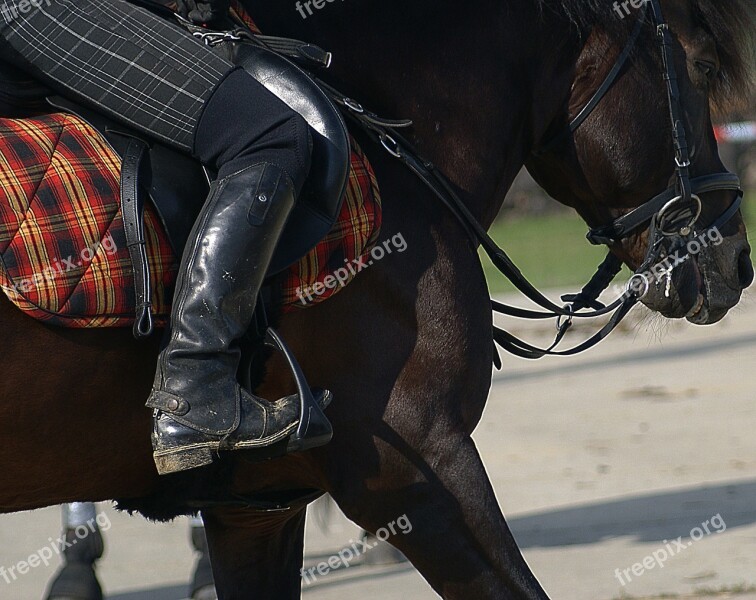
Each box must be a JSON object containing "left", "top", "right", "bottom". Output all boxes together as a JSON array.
[{"left": 738, "top": 250, "right": 754, "bottom": 289}]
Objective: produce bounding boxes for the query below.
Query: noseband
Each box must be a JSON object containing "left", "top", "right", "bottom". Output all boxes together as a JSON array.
[{"left": 326, "top": 0, "right": 744, "bottom": 361}]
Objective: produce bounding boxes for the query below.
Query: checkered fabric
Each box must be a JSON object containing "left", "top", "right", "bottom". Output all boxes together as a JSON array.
[
  {"left": 0, "top": 113, "right": 177, "bottom": 326},
  {"left": 281, "top": 141, "right": 382, "bottom": 312},
  {"left": 0, "top": 3, "right": 382, "bottom": 327},
  {"left": 0, "top": 0, "right": 233, "bottom": 151},
  {"left": 0, "top": 112, "right": 381, "bottom": 326}
]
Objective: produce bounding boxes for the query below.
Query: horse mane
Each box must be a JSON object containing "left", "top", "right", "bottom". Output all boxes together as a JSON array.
[{"left": 537, "top": 0, "right": 755, "bottom": 113}]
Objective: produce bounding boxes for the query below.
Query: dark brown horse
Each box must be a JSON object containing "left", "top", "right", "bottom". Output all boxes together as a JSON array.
[{"left": 1, "top": 0, "right": 753, "bottom": 597}]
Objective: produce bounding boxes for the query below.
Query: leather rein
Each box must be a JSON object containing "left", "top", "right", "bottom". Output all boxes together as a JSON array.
[{"left": 180, "top": 1, "right": 743, "bottom": 364}]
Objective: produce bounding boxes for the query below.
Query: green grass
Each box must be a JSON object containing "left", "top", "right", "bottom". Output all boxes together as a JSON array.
[{"left": 482, "top": 192, "right": 756, "bottom": 294}]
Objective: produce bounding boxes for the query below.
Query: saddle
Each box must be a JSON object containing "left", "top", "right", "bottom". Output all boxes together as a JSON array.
[
  {"left": 49, "top": 39, "right": 350, "bottom": 334},
  {"left": 0, "top": 28, "right": 382, "bottom": 331}
]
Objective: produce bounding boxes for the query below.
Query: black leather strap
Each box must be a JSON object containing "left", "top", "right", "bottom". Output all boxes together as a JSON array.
[
  {"left": 650, "top": 0, "right": 693, "bottom": 207},
  {"left": 118, "top": 136, "right": 154, "bottom": 339},
  {"left": 535, "top": 3, "right": 648, "bottom": 156},
  {"left": 492, "top": 294, "right": 639, "bottom": 359},
  {"left": 254, "top": 35, "right": 332, "bottom": 69},
  {"left": 587, "top": 173, "right": 743, "bottom": 244}
]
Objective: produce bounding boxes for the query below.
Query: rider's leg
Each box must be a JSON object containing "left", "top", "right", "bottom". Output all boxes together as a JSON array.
[
  {"left": 0, "top": 0, "right": 331, "bottom": 474},
  {"left": 146, "top": 66, "right": 334, "bottom": 475}
]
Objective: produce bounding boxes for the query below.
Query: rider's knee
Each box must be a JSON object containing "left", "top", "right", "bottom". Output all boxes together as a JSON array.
[{"left": 194, "top": 68, "right": 312, "bottom": 191}]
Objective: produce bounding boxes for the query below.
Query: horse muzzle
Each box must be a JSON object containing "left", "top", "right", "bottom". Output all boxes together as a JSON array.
[{"left": 640, "top": 233, "right": 752, "bottom": 324}]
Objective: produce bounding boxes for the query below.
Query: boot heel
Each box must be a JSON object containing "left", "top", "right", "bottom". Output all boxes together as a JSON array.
[{"left": 153, "top": 445, "right": 214, "bottom": 475}]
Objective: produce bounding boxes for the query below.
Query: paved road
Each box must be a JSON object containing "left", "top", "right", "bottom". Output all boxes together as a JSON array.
[{"left": 1, "top": 291, "right": 755, "bottom": 600}]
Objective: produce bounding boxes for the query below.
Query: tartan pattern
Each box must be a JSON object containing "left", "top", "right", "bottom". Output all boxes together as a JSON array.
[
  {"left": 0, "top": 112, "right": 381, "bottom": 326},
  {"left": 281, "top": 141, "right": 382, "bottom": 311},
  {"left": 0, "top": 113, "right": 177, "bottom": 327},
  {"left": 0, "top": 4, "right": 382, "bottom": 327}
]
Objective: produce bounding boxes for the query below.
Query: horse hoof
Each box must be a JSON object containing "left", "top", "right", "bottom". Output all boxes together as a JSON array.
[
  {"left": 192, "top": 585, "right": 218, "bottom": 600},
  {"left": 45, "top": 562, "right": 103, "bottom": 600}
]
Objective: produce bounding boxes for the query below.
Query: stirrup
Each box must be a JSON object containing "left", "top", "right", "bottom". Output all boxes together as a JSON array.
[{"left": 264, "top": 327, "right": 333, "bottom": 452}]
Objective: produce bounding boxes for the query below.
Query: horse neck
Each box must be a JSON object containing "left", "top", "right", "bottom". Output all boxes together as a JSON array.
[{"left": 248, "top": 0, "right": 581, "bottom": 226}]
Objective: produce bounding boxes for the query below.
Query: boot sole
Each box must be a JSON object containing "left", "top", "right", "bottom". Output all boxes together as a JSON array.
[
  {"left": 153, "top": 424, "right": 299, "bottom": 475},
  {"left": 153, "top": 444, "right": 215, "bottom": 476},
  {"left": 153, "top": 391, "right": 335, "bottom": 475}
]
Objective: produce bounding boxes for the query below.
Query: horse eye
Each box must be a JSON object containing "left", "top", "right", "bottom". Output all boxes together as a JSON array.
[{"left": 694, "top": 59, "right": 717, "bottom": 81}]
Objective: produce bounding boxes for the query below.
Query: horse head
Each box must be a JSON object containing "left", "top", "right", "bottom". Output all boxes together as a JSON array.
[{"left": 527, "top": 0, "right": 754, "bottom": 324}]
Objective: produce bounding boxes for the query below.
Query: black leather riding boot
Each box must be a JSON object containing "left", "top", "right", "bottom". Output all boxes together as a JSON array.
[{"left": 146, "top": 163, "right": 332, "bottom": 475}]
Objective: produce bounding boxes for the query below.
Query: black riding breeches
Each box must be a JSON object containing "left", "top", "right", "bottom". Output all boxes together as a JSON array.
[{"left": 0, "top": 0, "right": 311, "bottom": 186}]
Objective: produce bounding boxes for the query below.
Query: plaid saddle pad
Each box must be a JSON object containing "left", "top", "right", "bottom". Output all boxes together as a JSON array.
[{"left": 0, "top": 112, "right": 381, "bottom": 328}]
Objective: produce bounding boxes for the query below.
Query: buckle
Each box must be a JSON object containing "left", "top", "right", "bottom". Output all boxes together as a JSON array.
[
  {"left": 343, "top": 97, "right": 364, "bottom": 114},
  {"left": 380, "top": 134, "right": 402, "bottom": 158}
]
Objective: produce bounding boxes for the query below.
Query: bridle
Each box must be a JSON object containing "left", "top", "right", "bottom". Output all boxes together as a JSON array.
[
  {"left": 199, "top": 0, "right": 746, "bottom": 362},
  {"left": 478, "top": 0, "right": 746, "bottom": 356},
  {"left": 537, "top": 0, "right": 743, "bottom": 252},
  {"left": 332, "top": 0, "right": 746, "bottom": 361}
]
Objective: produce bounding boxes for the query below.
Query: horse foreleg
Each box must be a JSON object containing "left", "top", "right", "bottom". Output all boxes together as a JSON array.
[
  {"left": 330, "top": 430, "right": 550, "bottom": 600},
  {"left": 202, "top": 505, "right": 306, "bottom": 599}
]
